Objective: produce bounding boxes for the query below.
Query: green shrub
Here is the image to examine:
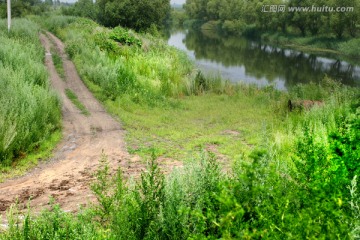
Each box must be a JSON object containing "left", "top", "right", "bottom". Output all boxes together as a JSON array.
[
  {"left": 339, "top": 38, "right": 360, "bottom": 57},
  {"left": 109, "top": 27, "right": 142, "bottom": 47}
]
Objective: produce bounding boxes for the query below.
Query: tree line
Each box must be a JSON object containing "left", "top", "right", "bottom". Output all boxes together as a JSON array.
[
  {"left": 184, "top": 0, "right": 360, "bottom": 38},
  {"left": 62, "top": 0, "right": 170, "bottom": 31},
  {"left": 0, "top": 0, "right": 55, "bottom": 18},
  {"left": 0, "top": 0, "right": 170, "bottom": 32}
]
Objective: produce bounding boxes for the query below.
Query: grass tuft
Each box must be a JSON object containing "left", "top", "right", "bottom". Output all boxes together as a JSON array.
[
  {"left": 65, "top": 89, "right": 90, "bottom": 116},
  {"left": 50, "top": 46, "right": 65, "bottom": 80}
]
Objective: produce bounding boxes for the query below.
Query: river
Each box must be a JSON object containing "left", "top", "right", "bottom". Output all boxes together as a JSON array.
[{"left": 167, "top": 29, "right": 360, "bottom": 90}]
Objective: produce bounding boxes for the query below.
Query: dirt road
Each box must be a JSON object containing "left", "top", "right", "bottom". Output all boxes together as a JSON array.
[{"left": 0, "top": 32, "right": 133, "bottom": 218}]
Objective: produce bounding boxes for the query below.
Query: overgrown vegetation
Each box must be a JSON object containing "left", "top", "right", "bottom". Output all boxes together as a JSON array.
[
  {"left": 2, "top": 97, "right": 359, "bottom": 239},
  {"left": 61, "top": 0, "right": 170, "bottom": 31},
  {"left": 38, "top": 16, "right": 194, "bottom": 105},
  {"left": 0, "top": 0, "right": 53, "bottom": 18},
  {"left": 0, "top": 19, "right": 61, "bottom": 167}
]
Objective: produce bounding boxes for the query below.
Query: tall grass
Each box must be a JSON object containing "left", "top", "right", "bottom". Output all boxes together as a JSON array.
[{"left": 0, "top": 19, "right": 61, "bottom": 165}]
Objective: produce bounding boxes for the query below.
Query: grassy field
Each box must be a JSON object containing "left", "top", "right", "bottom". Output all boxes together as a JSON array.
[
  {"left": 0, "top": 19, "right": 61, "bottom": 178},
  {"left": 106, "top": 90, "right": 283, "bottom": 161}
]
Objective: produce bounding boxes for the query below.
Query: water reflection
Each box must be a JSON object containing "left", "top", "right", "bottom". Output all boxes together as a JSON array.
[{"left": 167, "top": 29, "right": 360, "bottom": 90}]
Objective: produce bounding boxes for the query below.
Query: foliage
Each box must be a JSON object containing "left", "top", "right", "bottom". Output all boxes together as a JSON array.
[
  {"left": 109, "top": 27, "right": 142, "bottom": 47},
  {"left": 0, "top": 19, "right": 61, "bottom": 165},
  {"left": 62, "top": 0, "right": 171, "bottom": 31},
  {"left": 0, "top": 0, "right": 50, "bottom": 18},
  {"left": 2, "top": 133, "right": 359, "bottom": 238},
  {"left": 339, "top": 38, "right": 360, "bottom": 57},
  {"left": 1, "top": 202, "right": 103, "bottom": 240},
  {"left": 63, "top": 0, "right": 98, "bottom": 21}
]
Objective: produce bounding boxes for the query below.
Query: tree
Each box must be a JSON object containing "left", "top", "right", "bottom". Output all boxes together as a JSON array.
[
  {"left": 0, "top": 0, "right": 47, "bottom": 18},
  {"left": 96, "top": 0, "right": 170, "bottom": 31},
  {"left": 73, "top": 0, "right": 98, "bottom": 20},
  {"left": 184, "top": 0, "right": 208, "bottom": 21}
]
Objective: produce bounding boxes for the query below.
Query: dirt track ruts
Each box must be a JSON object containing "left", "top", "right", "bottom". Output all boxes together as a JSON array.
[{"left": 0, "top": 32, "right": 132, "bottom": 218}]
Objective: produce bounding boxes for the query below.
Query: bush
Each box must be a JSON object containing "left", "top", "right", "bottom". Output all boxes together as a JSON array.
[{"left": 339, "top": 38, "right": 360, "bottom": 57}]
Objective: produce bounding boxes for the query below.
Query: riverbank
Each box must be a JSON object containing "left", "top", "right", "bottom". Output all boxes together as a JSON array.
[{"left": 260, "top": 31, "right": 360, "bottom": 59}]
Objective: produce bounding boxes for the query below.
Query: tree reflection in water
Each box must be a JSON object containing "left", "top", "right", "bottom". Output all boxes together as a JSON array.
[{"left": 167, "top": 28, "right": 360, "bottom": 90}]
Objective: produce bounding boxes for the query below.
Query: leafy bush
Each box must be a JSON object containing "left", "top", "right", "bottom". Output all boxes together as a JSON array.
[
  {"left": 109, "top": 27, "right": 142, "bottom": 47},
  {"left": 339, "top": 38, "right": 360, "bottom": 57}
]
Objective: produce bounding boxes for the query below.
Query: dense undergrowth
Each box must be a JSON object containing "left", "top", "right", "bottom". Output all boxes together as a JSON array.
[
  {"left": 0, "top": 19, "right": 61, "bottom": 167},
  {"left": 0, "top": 16, "right": 359, "bottom": 239}
]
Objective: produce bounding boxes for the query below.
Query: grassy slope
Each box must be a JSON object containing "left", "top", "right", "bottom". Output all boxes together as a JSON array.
[
  {"left": 0, "top": 131, "right": 62, "bottom": 182},
  {"left": 0, "top": 19, "right": 61, "bottom": 179}
]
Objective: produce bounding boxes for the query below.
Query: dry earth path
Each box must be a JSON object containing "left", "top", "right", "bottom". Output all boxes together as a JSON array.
[{"left": 0, "top": 32, "right": 137, "bottom": 220}]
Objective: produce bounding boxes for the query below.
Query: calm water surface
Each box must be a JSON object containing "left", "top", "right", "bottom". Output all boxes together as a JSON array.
[{"left": 167, "top": 29, "right": 360, "bottom": 90}]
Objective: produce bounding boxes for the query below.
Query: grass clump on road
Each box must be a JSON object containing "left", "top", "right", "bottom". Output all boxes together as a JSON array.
[
  {"left": 50, "top": 46, "right": 65, "bottom": 80},
  {"left": 65, "top": 89, "right": 90, "bottom": 116}
]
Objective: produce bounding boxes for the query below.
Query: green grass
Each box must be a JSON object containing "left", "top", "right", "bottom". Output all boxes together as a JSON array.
[
  {"left": 50, "top": 46, "right": 65, "bottom": 80},
  {"left": 65, "top": 88, "right": 90, "bottom": 116},
  {"left": 105, "top": 91, "right": 283, "bottom": 161},
  {"left": 0, "top": 131, "right": 62, "bottom": 183}
]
